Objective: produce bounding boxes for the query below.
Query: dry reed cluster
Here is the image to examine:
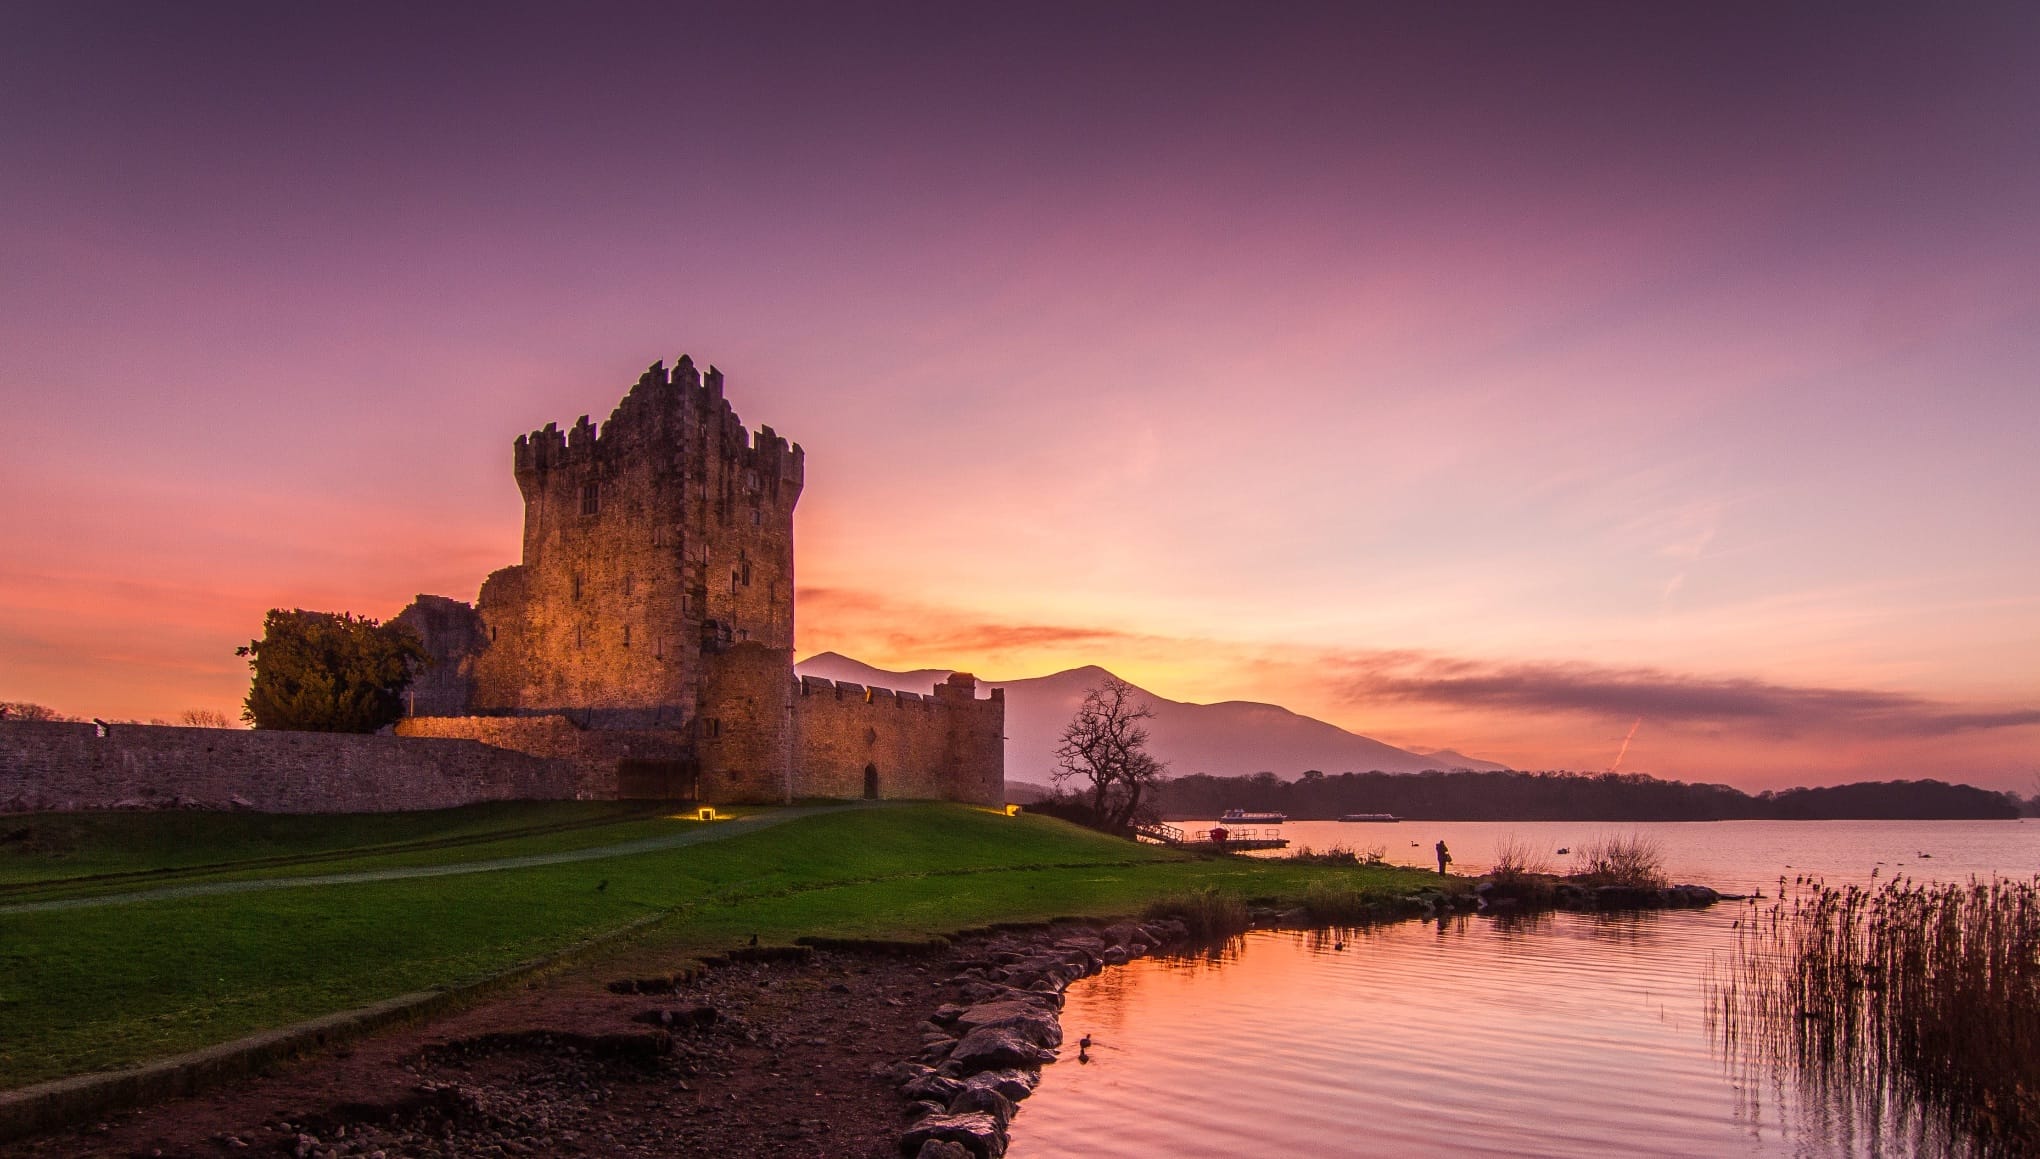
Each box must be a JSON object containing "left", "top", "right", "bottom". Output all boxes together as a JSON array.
[
  {"left": 1283, "top": 842, "right": 1388, "bottom": 867},
  {"left": 1568, "top": 833, "right": 1668, "bottom": 888},
  {"left": 1711, "top": 876, "right": 2040, "bottom": 1156}
]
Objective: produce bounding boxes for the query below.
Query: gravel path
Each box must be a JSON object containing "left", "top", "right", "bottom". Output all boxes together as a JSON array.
[{"left": 0, "top": 803, "right": 856, "bottom": 915}]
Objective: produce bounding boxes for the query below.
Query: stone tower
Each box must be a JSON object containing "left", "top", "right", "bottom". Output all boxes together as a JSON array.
[
  {"left": 467, "top": 356, "right": 804, "bottom": 728},
  {"left": 395, "top": 353, "right": 1001, "bottom": 807}
]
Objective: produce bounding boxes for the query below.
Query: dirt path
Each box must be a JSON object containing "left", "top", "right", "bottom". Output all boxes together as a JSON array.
[
  {"left": 0, "top": 933, "right": 961, "bottom": 1159},
  {"left": 0, "top": 804, "right": 855, "bottom": 915}
]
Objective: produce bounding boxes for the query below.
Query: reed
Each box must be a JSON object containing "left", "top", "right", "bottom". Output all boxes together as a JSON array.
[
  {"left": 1142, "top": 885, "right": 1251, "bottom": 940},
  {"left": 1299, "top": 878, "right": 1386, "bottom": 923},
  {"left": 1567, "top": 833, "right": 1667, "bottom": 888},
  {"left": 1711, "top": 876, "right": 2040, "bottom": 1156},
  {"left": 1284, "top": 843, "right": 1388, "bottom": 868},
  {"left": 1483, "top": 835, "right": 1555, "bottom": 902}
]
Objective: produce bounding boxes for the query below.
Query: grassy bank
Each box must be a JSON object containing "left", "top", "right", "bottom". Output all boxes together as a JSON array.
[
  {"left": 0, "top": 803, "right": 1449, "bottom": 1088},
  {"left": 0, "top": 801, "right": 679, "bottom": 891}
]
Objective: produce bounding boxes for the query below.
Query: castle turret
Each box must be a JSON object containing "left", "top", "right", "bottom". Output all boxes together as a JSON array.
[{"left": 472, "top": 356, "right": 803, "bottom": 728}]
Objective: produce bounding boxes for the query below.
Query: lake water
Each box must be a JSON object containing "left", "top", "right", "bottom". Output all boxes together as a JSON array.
[
  {"left": 1008, "top": 820, "right": 2039, "bottom": 1159},
  {"left": 1208, "top": 817, "right": 2038, "bottom": 894}
]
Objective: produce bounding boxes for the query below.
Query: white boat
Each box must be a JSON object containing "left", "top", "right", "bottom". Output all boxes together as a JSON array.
[{"left": 1220, "top": 808, "right": 1286, "bottom": 825}]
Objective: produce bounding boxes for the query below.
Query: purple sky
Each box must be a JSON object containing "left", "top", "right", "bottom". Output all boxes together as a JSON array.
[{"left": 3, "top": 3, "right": 2036, "bottom": 789}]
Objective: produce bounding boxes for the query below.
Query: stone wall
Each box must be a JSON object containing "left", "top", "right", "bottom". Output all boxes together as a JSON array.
[
  {"left": 791, "top": 673, "right": 1005, "bottom": 806},
  {"left": 697, "top": 643, "right": 797, "bottom": 803},
  {"left": 934, "top": 673, "right": 1007, "bottom": 807},
  {"left": 392, "top": 714, "right": 694, "bottom": 799},
  {"left": 0, "top": 721, "right": 580, "bottom": 815},
  {"left": 392, "top": 595, "right": 487, "bottom": 717},
  {"left": 396, "top": 659, "right": 1005, "bottom": 808}
]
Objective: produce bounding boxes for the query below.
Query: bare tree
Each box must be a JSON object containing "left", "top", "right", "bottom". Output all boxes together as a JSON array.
[
  {"left": 0, "top": 701, "right": 70, "bottom": 722},
  {"left": 179, "top": 708, "right": 233, "bottom": 728},
  {"left": 1052, "top": 676, "right": 1167, "bottom": 832}
]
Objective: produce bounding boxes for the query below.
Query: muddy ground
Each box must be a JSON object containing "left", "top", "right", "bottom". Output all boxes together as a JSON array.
[{"left": 2, "top": 938, "right": 960, "bottom": 1159}]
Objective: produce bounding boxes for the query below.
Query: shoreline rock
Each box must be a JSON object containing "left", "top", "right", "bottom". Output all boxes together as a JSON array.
[{"left": 890, "top": 918, "right": 1190, "bottom": 1158}]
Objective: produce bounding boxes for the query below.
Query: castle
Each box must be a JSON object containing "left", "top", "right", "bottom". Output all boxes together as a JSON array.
[{"left": 389, "top": 356, "right": 1005, "bottom": 807}]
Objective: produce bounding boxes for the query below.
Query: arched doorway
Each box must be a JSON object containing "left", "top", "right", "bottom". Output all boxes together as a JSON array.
[{"left": 863, "top": 763, "right": 879, "bottom": 800}]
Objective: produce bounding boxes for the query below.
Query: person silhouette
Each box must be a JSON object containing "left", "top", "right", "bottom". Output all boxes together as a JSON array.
[{"left": 1435, "top": 840, "right": 1452, "bottom": 875}]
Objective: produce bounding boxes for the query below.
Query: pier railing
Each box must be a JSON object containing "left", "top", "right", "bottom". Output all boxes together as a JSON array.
[
  {"left": 1210, "top": 826, "right": 1283, "bottom": 842},
  {"left": 1132, "top": 822, "right": 1288, "bottom": 850},
  {"left": 1133, "top": 821, "right": 1186, "bottom": 845}
]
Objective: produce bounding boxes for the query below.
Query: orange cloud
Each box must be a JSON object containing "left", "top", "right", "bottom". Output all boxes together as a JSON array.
[
  {"left": 796, "top": 586, "right": 1140, "bottom": 664},
  {"left": 1323, "top": 650, "right": 2040, "bottom": 739}
]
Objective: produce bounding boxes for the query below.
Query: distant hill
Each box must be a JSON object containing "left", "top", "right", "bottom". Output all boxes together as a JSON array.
[
  {"left": 1159, "top": 769, "right": 2021, "bottom": 822},
  {"left": 794, "top": 652, "right": 1510, "bottom": 782},
  {"left": 1413, "top": 748, "right": 1491, "bottom": 769},
  {"left": 1003, "top": 779, "right": 1055, "bottom": 804}
]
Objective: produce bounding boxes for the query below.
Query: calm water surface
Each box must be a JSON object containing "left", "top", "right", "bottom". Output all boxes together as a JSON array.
[
  {"left": 1009, "top": 821, "right": 2038, "bottom": 1158},
  {"left": 1218, "top": 818, "right": 2040, "bottom": 894}
]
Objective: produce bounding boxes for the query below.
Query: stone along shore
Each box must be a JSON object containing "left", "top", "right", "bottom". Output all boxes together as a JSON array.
[
  {"left": 882, "top": 918, "right": 1189, "bottom": 1159},
  {"left": 1, "top": 918, "right": 1188, "bottom": 1159}
]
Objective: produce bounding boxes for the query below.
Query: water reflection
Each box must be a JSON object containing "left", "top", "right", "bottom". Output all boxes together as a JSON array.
[
  {"left": 1014, "top": 824, "right": 2037, "bottom": 1158},
  {"left": 1714, "top": 1030, "right": 1963, "bottom": 1159},
  {"left": 1011, "top": 910, "right": 1985, "bottom": 1159},
  {"left": 1706, "top": 879, "right": 2037, "bottom": 1159},
  {"left": 1207, "top": 818, "right": 2039, "bottom": 895},
  {"left": 1480, "top": 907, "right": 1554, "bottom": 936}
]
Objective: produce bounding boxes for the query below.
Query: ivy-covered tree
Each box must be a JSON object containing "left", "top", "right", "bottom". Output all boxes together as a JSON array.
[{"left": 237, "top": 609, "right": 427, "bottom": 732}]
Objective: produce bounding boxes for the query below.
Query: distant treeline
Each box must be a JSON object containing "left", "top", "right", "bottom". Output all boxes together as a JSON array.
[{"left": 1157, "top": 770, "right": 2022, "bottom": 821}]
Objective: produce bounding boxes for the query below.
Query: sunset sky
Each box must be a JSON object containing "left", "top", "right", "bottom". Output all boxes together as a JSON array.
[{"left": 3, "top": 3, "right": 2035, "bottom": 790}]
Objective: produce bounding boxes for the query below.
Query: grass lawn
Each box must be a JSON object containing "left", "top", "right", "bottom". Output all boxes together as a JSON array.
[
  {"left": 0, "top": 803, "right": 1449, "bottom": 1089},
  {"left": 0, "top": 801, "right": 680, "bottom": 889}
]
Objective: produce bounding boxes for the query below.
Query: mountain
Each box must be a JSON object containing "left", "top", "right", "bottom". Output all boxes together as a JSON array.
[
  {"left": 794, "top": 652, "right": 1510, "bottom": 782},
  {"left": 1412, "top": 748, "right": 1494, "bottom": 769}
]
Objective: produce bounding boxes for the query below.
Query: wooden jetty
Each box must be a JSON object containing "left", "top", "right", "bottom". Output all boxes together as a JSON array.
[{"left": 1133, "top": 821, "right": 1289, "bottom": 853}]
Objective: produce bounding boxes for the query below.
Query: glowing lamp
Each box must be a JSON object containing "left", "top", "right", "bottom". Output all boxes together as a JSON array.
[
  {"left": 697, "top": 806, "right": 718, "bottom": 822},
  {"left": 1004, "top": 803, "right": 1021, "bottom": 817}
]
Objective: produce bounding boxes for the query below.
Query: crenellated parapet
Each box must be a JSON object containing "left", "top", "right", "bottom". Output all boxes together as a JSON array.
[
  {"left": 511, "top": 355, "right": 804, "bottom": 504},
  {"left": 796, "top": 675, "right": 944, "bottom": 709}
]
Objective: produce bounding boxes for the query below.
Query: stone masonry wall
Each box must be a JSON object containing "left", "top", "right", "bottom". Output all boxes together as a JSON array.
[
  {"left": 793, "top": 678, "right": 948, "bottom": 800},
  {"left": 467, "top": 356, "right": 802, "bottom": 728},
  {"left": 791, "top": 673, "right": 1005, "bottom": 806},
  {"left": 393, "top": 715, "right": 693, "bottom": 799},
  {"left": 934, "top": 673, "right": 1007, "bottom": 807},
  {"left": 697, "top": 643, "right": 796, "bottom": 804},
  {"left": 392, "top": 595, "right": 488, "bottom": 717},
  {"left": 0, "top": 721, "right": 580, "bottom": 814}
]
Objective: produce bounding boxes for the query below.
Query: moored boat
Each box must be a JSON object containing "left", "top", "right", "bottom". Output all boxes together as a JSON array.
[{"left": 1220, "top": 808, "right": 1287, "bottom": 825}]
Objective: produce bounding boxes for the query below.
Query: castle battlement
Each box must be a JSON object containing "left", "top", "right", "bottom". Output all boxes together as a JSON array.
[
  {"left": 512, "top": 357, "right": 804, "bottom": 495},
  {"left": 789, "top": 675, "right": 1005, "bottom": 710}
]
